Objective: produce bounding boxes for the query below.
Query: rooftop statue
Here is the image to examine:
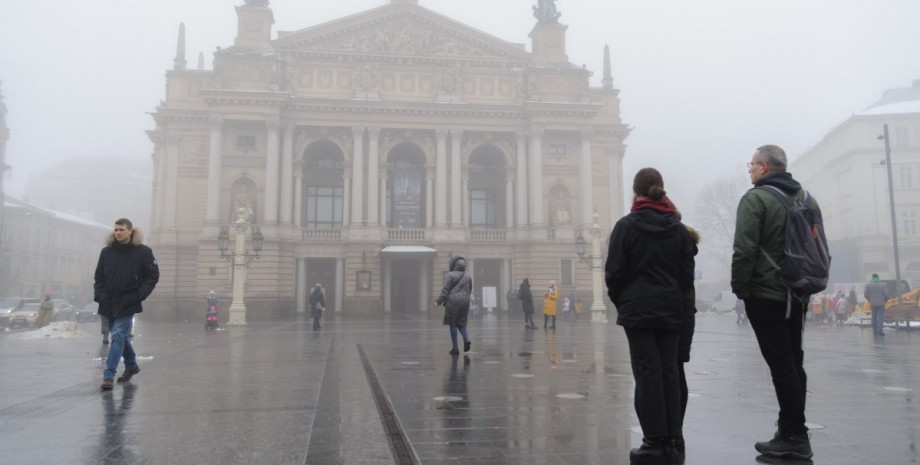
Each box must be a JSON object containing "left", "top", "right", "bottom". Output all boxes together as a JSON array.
[{"left": 532, "top": 0, "right": 561, "bottom": 24}]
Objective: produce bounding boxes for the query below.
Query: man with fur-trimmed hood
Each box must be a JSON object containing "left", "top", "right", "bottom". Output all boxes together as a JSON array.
[{"left": 94, "top": 218, "right": 159, "bottom": 390}]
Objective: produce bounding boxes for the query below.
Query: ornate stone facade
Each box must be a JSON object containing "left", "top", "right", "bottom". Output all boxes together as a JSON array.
[{"left": 147, "top": 0, "right": 629, "bottom": 321}]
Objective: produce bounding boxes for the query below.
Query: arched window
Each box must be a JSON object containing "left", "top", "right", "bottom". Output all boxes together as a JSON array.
[
  {"left": 468, "top": 145, "right": 506, "bottom": 230},
  {"left": 303, "top": 140, "right": 344, "bottom": 229},
  {"left": 386, "top": 143, "right": 427, "bottom": 228}
]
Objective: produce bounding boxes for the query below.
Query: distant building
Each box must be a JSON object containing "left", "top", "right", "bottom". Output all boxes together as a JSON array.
[
  {"left": 147, "top": 0, "right": 629, "bottom": 320},
  {"left": 0, "top": 197, "right": 110, "bottom": 304},
  {"left": 23, "top": 157, "right": 152, "bottom": 228},
  {"left": 791, "top": 80, "right": 920, "bottom": 288},
  {"left": 0, "top": 81, "right": 10, "bottom": 268}
]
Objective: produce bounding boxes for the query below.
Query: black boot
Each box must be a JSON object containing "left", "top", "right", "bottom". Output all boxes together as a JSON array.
[
  {"left": 629, "top": 437, "right": 668, "bottom": 465},
  {"left": 754, "top": 432, "right": 812, "bottom": 459}
]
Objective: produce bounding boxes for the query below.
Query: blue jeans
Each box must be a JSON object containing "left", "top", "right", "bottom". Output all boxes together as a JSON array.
[
  {"left": 104, "top": 315, "right": 137, "bottom": 380},
  {"left": 449, "top": 325, "right": 469, "bottom": 349}
]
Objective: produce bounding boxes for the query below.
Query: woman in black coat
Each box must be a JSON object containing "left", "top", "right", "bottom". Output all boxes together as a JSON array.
[
  {"left": 437, "top": 256, "right": 473, "bottom": 355},
  {"left": 518, "top": 278, "right": 536, "bottom": 329},
  {"left": 605, "top": 168, "right": 695, "bottom": 465}
]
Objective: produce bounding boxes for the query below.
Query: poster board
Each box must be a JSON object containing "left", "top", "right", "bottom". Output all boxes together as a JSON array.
[{"left": 482, "top": 286, "right": 497, "bottom": 312}]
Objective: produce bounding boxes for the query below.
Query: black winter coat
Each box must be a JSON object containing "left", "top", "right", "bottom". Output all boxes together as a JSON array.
[
  {"left": 309, "top": 287, "right": 326, "bottom": 316},
  {"left": 518, "top": 278, "right": 535, "bottom": 315},
  {"left": 94, "top": 229, "right": 160, "bottom": 319},
  {"left": 605, "top": 209, "right": 695, "bottom": 330}
]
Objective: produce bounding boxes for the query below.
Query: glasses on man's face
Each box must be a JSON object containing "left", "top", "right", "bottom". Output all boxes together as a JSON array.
[{"left": 746, "top": 161, "right": 766, "bottom": 169}]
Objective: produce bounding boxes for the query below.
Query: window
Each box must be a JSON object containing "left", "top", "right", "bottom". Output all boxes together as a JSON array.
[
  {"left": 549, "top": 144, "right": 566, "bottom": 156},
  {"left": 305, "top": 186, "right": 343, "bottom": 228},
  {"left": 903, "top": 211, "right": 918, "bottom": 236},
  {"left": 560, "top": 259, "right": 573, "bottom": 285},
  {"left": 470, "top": 189, "right": 497, "bottom": 229},
  {"left": 895, "top": 127, "right": 910, "bottom": 147},
  {"left": 236, "top": 135, "right": 256, "bottom": 151},
  {"left": 356, "top": 270, "right": 371, "bottom": 291},
  {"left": 898, "top": 166, "right": 914, "bottom": 189}
]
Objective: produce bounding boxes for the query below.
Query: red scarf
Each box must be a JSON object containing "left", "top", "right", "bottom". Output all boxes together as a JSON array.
[{"left": 631, "top": 196, "right": 677, "bottom": 214}]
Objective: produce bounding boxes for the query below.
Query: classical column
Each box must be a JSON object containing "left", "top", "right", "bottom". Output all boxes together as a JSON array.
[
  {"left": 379, "top": 175, "right": 387, "bottom": 228},
  {"left": 505, "top": 173, "right": 514, "bottom": 229},
  {"left": 609, "top": 148, "right": 623, "bottom": 223},
  {"left": 367, "top": 127, "right": 380, "bottom": 226},
  {"left": 529, "top": 130, "right": 545, "bottom": 226},
  {"left": 515, "top": 132, "right": 528, "bottom": 228},
  {"left": 435, "top": 129, "right": 448, "bottom": 227},
  {"left": 343, "top": 174, "right": 352, "bottom": 227},
  {"left": 579, "top": 131, "right": 594, "bottom": 228},
  {"left": 264, "top": 120, "right": 281, "bottom": 224},
  {"left": 383, "top": 258, "right": 392, "bottom": 313},
  {"left": 164, "top": 135, "right": 180, "bottom": 229},
  {"left": 154, "top": 141, "right": 168, "bottom": 229},
  {"left": 335, "top": 257, "right": 345, "bottom": 313},
  {"left": 450, "top": 130, "right": 463, "bottom": 227},
  {"left": 425, "top": 170, "right": 434, "bottom": 228},
  {"left": 419, "top": 259, "right": 429, "bottom": 312},
  {"left": 351, "top": 126, "right": 365, "bottom": 225},
  {"left": 293, "top": 172, "right": 303, "bottom": 227},
  {"left": 205, "top": 118, "right": 223, "bottom": 223},
  {"left": 296, "top": 259, "right": 307, "bottom": 314},
  {"left": 461, "top": 172, "right": 469, "bottom": 227},
  {"left": 280, "top": 124, "right": 295, "bottom": 225},
  {"left": 501, "top": 259, "right": 511, "bottom": 311}
]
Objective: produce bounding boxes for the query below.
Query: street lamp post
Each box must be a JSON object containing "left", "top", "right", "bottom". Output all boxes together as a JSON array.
[
  {"left": 575, "top": 211, "right": 608, "bottom": 323},
  {"left": 879, "top": 123, "right": 904, "bottom": 308},
  {"left": 218, "top": 218, "right": 263, "bottom": 325}
]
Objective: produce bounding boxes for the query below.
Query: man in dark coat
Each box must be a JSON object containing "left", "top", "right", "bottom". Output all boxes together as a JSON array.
[
  {"left": 309, "top": 283, "right": 326, "bottom": 330},
  {"left": 437, "top": 256, "right": 472, "bottom": 355},
  {"left": 518, "top": 278, "right": 536, "bottom": 328},
  {"left": 94, "top": 218, "right": 159, "bottom": 390}
]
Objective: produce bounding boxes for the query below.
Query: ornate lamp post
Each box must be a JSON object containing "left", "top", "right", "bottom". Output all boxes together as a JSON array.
[
  {"left": 576, "top": 211, "right": 608, "bottom": 323},
  {"left": 218, "top": 214, "right": 263, "bottom": 325}
]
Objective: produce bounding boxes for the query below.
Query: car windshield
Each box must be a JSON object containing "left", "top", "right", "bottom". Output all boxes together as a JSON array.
[
  {"left": 21, "top": 303, "right": 41, "bottom": 311},
  {"left": 0, "top": 298, "right": 20, "bottom": 307}
]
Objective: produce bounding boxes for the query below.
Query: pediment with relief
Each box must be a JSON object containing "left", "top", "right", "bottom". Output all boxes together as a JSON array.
[{"left": 275, "top": 8, "right": 530, "bottom": 62}]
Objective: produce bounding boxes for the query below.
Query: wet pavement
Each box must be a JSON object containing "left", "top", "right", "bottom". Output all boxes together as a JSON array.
[{"left": 1, "top": 311, "right": 918, "bottom": 465}]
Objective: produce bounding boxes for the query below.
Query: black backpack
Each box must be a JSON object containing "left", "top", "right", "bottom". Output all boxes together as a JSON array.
[{"left": 756, "top": 185, "right": 831, "bottom": 298}]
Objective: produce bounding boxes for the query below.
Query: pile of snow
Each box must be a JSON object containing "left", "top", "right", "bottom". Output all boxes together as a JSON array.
[{"left": 8, "top": 322, "right": 90, "bottom": 340}]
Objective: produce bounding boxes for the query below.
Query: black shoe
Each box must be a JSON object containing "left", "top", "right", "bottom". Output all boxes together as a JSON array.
[
  {"left": 754, "top": 433, "right": 813, "bottom": 459},
  {"left": 464, "top": 340, "right": 471, "bottom": 352},
  {"left": 117, "top": 366, "right": 140, "bottom": 383},
  {"left": 629, "top": 437, "right": 669, "bottom": 465},
  {"left": 449, "top": 348, "right": 460, "bottom": 355}
]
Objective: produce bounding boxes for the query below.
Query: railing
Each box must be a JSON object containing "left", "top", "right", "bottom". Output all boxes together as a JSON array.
[
  {"left": 469, "top": 229, "right": 507, "bottom": 241},
  {"left": 387, "top": 228, "right": 426, "bottom": 241},
  {"left": 301, "top": 228, "right": 342, "bottom": 240}
]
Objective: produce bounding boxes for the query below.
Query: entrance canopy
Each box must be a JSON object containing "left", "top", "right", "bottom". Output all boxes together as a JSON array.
[{"left": 380, "top": 245, "right": 437, "bottom": 255}]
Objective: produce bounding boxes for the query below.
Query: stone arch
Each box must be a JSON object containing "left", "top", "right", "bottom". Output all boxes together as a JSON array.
[
  {"left": 386, "top": 142, "right": 428, "bottom": 228},
  {"left": 547, "top": 184, "right": 573, "bottom": 227},
  {"left": 468, "top": 144, "right": 508, "bottom": 229},
  {"left": 229, "top": 176, "right": 259, "bottom": 224}
]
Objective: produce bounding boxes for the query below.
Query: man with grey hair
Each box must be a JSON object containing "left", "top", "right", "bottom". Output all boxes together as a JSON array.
[{"left": 731, "top": 144, "right": 821, "bottom": 460}]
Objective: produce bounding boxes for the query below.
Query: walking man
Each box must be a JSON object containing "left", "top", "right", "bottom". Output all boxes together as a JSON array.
[
  {"left": 309, "top": 283, "right": 325, "bottom": 330},
  {"left": 94, "top": 218, "right": 159, "bottom": 390},
  {"left": 864, "top": 273, "right": 890, "bottom": 336},
  {"left": 731, "top": 145, "right": 818, "bottom": 460}
]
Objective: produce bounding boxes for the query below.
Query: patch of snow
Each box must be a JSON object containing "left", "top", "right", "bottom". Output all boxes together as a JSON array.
[{"left": 8, "top": 322, "right": 89, "bottom": 340}]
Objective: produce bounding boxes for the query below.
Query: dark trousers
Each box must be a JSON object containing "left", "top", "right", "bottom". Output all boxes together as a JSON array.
[
  {"left": 678, "top": 363, "right": 688, "bottom": 426},
  {"left": 624, "top": 328, "right": 681, "bottom": 438},
  {"left": 745, "top": 297, "right": 808, "bottom": 435},
  {"left": 524, "top": 312, "right": 535, "bottom": 327},
  {"left": 870, "top": 305, "right": 885, "bottom": 334}
]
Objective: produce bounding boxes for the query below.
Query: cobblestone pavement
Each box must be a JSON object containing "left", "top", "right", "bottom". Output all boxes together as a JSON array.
[{"left": 1, "top": 311, "right": 917, "bottom": 465}]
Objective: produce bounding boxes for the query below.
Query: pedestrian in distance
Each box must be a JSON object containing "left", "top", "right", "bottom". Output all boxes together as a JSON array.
[
  {"left": 560, "top": 296, "right": 572, "bottom": 321},
  {"left": 731, "top": 145, "right": 822, "bottom": 460},
  {"left": 518, "top": 278, "right": 536, "bottom": 329},
  {"left": 835, "top": 293, "right": 848, "bottom": 326},
  {"left": 37, "top": 293, "right": 54, "bottom": 329},
  {"left": 436, "top": 256, "right": 473, "bottom": 355},
  {"left": 864, "top": 273, "right": 890, "bottom": 336},
  {"left": 94, "top": 218, "right": 159, "bottom": 391},
  {"left": 605, "top": 167, "right": 695, "bottom": 465},
  {"left": 543, "top": 281, "right": 558, "bottom": 329},
  {"left": 309, "top": 283, "right": 325, "bottom": 331}
]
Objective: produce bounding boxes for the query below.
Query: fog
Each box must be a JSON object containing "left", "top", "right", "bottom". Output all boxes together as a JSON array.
[{"left": 2, "top": 0, "right": 919, "bottom": 217}]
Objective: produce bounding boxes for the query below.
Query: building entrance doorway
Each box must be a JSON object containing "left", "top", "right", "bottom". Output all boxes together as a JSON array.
[
  {"left": 474, "top": 258, "right": 502, "bottom": 311},
  {"left": 305, "top": 258, "right": 336, "bottom": 313},
  {"left": 391, "top": 259, "right": 421, "bottom": 313}
]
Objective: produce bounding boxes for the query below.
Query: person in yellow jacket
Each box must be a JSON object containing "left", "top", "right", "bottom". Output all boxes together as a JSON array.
[{"left": 543, "top": 281, "right": 558, "bottom": 329}]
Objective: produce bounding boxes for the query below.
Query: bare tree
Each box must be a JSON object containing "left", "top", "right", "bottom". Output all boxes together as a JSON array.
[{"left": 694, "top": 175, "right": 750, "bottom": 264}]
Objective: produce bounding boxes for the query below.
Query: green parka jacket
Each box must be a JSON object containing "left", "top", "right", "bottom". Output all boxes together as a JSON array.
[{"left": 731, "top": 173, "right": 822, "bottom": 303}]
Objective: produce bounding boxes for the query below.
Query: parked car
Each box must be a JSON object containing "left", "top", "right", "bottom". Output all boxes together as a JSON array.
[
  {"left": 710, "top": 291, "right": 738, "bottom": 313},
  {"left": 9, "top": 302, "right": 42, "bottom": 328},
  {"left": 75, "top": 302, "right": 99, "bottom": 322},
  {"left": 51, "top": 299, "right": 76, "bottom": 322},
  {"left": 0, "top": 297, "right": 26, "bottom": 327}
]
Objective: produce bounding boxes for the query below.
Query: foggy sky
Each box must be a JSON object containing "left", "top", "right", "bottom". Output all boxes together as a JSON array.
[{"left": 1, "top": 0, "right": 919, "bottom": 228}]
